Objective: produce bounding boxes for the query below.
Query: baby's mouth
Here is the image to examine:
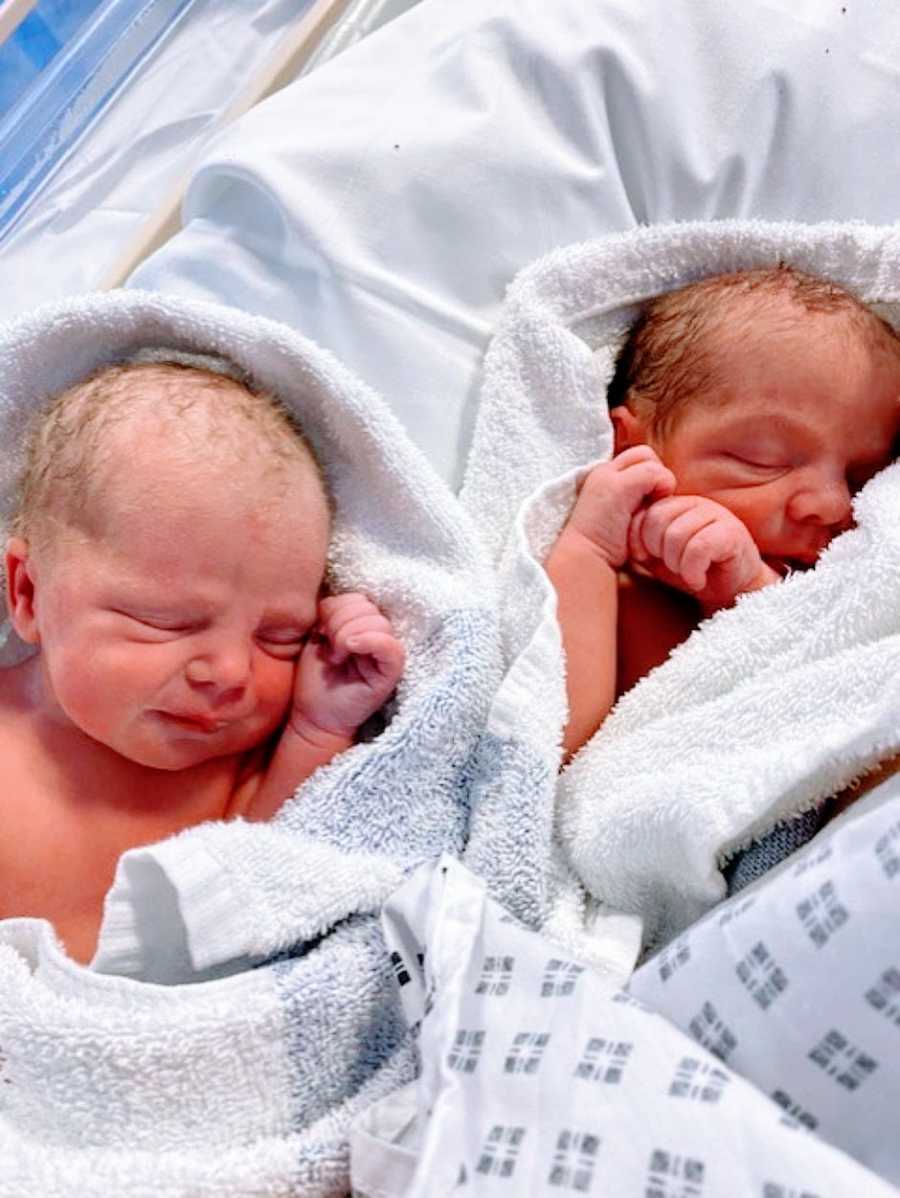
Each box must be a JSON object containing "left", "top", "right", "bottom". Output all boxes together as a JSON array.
[
  {"left": 765, "top": 554, "right": 818, "bottom": 578},
  {"left": 156, "top": 711, "right": 231, "bottom": 734}
]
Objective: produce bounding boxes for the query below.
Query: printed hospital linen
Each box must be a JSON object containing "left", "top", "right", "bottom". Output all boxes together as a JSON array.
[
  {"left": 349, "top": 857, "right": 893, "bottom": 1197},
  {"left": 630, "top": 772, "right": 900, "bottom": 1185}
]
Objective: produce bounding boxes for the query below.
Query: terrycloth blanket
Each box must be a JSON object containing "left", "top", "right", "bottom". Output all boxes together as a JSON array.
[
  {"left": 0, "top": 290, "right": 499, "bottom": 1195},
  {"left": 460, "top": 220, "right": 900, "bottom": 960}
]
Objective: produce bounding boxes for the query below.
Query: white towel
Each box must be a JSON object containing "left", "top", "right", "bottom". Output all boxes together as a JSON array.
[
  {"left": 461, "top": 220, "right": 900, "bottom": 958},
  {"left": 0, "top": 289, "right": 499, "bottom": 1194}
]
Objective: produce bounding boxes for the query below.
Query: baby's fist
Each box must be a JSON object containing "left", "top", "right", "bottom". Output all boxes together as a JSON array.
[
  {"left": 629, "top": 495, "right": 779, "bottom": 612},
  {"left": 294, "top": 594, "right": 405, "bottom": 737},
  {"left": 563, "top": 447, "right": 676, "bottom": 567}
]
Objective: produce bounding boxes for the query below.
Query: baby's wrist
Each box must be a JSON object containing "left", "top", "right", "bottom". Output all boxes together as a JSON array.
[
  {"left": 288, "top": 710, "right": 357, "bottom": 750},
  {"left": 742, "top": 561, "right": 783, "bottom": 593},
  {"left": 553, "top": 522, "right": 622, "bottom": 570}
]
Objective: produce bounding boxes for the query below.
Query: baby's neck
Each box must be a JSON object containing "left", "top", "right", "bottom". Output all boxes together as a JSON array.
[
  {"left": 0, "top": 656, "right": 246, "bottom": 823},
  {"left": 0, "top": 657, "right": 259, "bottom": 964}
]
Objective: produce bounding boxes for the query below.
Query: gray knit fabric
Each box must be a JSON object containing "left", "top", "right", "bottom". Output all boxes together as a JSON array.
[{"left": 724, "top": 806, "right": 829, "bottom": 896}]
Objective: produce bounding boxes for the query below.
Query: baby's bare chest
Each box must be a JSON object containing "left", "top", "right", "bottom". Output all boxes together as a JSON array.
[
  {"left": 0, "top": 735, "right": 122, "bottom": 961},
  {"left": 616, "top": 571, "right": 700, "bottom": 697},
  {"left": 0, "top": 716, "right": 244, "bottom": 963}
]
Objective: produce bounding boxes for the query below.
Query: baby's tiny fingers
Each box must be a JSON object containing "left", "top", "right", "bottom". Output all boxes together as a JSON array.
[
  {"left": 628, "top": 508, "right": 649, "bottom": 561},
  {"left": 635, "top": 496, "right": 701, "bottom": 559},
  {"left": 612, "top": 445, "right": 663, "bottom": 470},
  {"left": 347, "top": 632, "right": 406, "bottom": 685},
  {"left": 331, "top": 612, "right": 393, "bottom": 656},
  {"left": 681, "top": 526, "right": 735, "bottom": 591},
  {"left": 679, "top": 541, "right": 714, "bottom": 592},
  {"left": 660, "top": 508, "right": 718, "bottom": 578},
  {"left": 318, "top": 592, "right": 379, "bottom": 629},
  {"left": 618, "top": 461, "right": 677, "bottom": 513}
]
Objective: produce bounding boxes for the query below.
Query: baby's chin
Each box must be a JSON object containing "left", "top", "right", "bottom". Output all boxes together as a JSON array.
[{"left": 112, "top": 714, "right": 276, "bottom": 771}]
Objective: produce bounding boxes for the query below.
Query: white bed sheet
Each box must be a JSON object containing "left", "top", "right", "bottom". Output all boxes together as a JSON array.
[{"left": 130, "top": 0, "right": 900, "bottom": 486}]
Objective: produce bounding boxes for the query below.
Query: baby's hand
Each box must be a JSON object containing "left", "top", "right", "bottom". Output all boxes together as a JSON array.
[
  {"left": 563, "top": 447, "right": 676, "bottom": 566},
  {"left": 293, "top": 594, "right": 405, "bottom": 738},
  {"left": 628, "top": 495, "right": 780, "bottom": 611}
]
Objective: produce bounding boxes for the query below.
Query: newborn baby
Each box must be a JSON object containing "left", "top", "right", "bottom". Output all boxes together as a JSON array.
[
  {"left": 0, "top": 355, "right": 405, "bottom": 963},
  {"left": 547, "top": 265, "right": 900, "bottom": 758}
]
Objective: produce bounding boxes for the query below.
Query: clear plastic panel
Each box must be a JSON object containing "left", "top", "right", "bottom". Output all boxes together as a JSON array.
[
  {"left": 0, "top": 0, "right": 421, "bottom": 318},
  {"left": 0, "top": 0, "right": 195, "bottom": 245},
  {"left": 0, "top": 2, "right": 107, "bottom": 114}
]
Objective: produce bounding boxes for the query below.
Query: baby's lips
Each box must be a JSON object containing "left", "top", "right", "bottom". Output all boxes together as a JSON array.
[
  {"left": 764, "top": 554, "right": 819, "bottom": 578},
  {"left": 763, "top": 556, "right": 790, "bottom": 579}
]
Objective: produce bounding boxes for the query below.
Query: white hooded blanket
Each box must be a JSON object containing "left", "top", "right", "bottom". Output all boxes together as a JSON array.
[
  {"left": 0, "top": 289, "right": 499, "bottom": 1196},
  {"left": 460, "top": 220, "right": 900, "bottom": 961}
]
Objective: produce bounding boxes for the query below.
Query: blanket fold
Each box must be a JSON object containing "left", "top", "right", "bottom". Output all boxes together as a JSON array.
[
  {"left": 0, "top": 289, "right": 499, "bottom": 1194},
  {"left": 461, "top": 219, "right": 900, "bottom": 955}
]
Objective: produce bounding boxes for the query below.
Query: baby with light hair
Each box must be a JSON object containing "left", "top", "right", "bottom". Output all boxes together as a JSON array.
[
  {"left": 547, "top": 265, "right": 900, "bottom": 759},
  {"left": 0, "top": 355, "right": 404, "bottom": 963}
]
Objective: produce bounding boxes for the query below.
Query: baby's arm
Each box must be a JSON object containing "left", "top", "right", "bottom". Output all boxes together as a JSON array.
[
  {"left": 544, "top": 447, "right": 675, "bottom": 759},
  {"left": 246, "top": 594, "right": 405, "bottom": 820},
  {"left": 628, "top": 495, "right": 781, "bottom": 615}
]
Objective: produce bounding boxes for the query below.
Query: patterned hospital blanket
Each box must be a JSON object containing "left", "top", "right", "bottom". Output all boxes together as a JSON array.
[{"left": 350, "top": 775, "right": 900, "bottom": 1196}]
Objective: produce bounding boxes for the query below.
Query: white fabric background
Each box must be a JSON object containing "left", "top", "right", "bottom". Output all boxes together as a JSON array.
[{"left": 131, "top": 0, "right": 900, "bottom": 484}]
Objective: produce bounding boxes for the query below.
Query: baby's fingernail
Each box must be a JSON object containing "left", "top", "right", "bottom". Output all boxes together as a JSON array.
[{"left": 346, "top": 636, "right": 364, "bottom": 651}]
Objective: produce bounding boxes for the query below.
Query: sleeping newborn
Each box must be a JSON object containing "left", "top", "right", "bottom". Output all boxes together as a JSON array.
[
  {"left": 546, "top": 265, "right": 900, "bottom": 759},
  {"left": 0, "top": 355, "right": 404, "bottom": 964}
]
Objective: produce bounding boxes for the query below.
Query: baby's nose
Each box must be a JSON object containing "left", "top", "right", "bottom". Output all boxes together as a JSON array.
[
  {"left": 791, "top": 475, "right": 853, "bottom": 530},
  {"left": 185, "top": 644, "right": 252, "bottom": 697}
]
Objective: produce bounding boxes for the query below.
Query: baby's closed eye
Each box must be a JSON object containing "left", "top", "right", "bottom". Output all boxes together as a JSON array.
[
  {"left": 256, "top": 629, "right": 308, "bottom": 659},
  {"left": 113, "top": 609, "right": 201, "bottom": 634},
  {"left": 722, "top": 451, "right": 786, "bottom": 472}
]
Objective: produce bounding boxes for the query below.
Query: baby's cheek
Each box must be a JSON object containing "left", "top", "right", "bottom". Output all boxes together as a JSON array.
[
  {"left": 48, "top": 643, "right": 149, "bottom": 735},
  {"left": 255, "top": 656, "right": 297, "bottom": 721}
]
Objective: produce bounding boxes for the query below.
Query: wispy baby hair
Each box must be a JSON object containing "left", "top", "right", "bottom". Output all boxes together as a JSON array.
[
  {"left": 11, "top": 350, "right": 329, "bottom": 552},
  {"left": 607, "top": 263, "right": 900, "bottom": 434}
]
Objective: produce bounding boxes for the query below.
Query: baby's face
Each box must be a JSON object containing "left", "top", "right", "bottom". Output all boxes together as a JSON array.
[
  {"left": 11, "top": 448, "right": 330, "bottom": 771},
  {"left": 635, "top": 310, "right": 900, "bottom": 575}
]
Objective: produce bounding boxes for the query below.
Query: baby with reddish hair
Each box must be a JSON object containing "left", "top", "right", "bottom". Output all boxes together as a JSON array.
[{"left": 547, "top": 266, "right": 900, "bottom": 758}]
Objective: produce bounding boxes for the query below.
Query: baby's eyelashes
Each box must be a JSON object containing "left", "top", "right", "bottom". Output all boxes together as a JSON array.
[
  {"left": 256, "top": 631, "right": 308, "bottom": 659},
  {"left": 113, "top": 609, "right": 201, "bottom": 634},
  {"left": 722, "top": 452, "right": 784, "bottom": 472},
  {"left": 111, "top": 610, "right": 310, "bottom": 656}
]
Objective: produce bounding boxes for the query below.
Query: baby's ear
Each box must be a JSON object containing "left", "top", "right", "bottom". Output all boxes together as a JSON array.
[
  {"left": 610, "top": 405, "right": 649, "bottom": 454},
  {"left": 5, "top": 537, "right": 40, "bottom": 644}
]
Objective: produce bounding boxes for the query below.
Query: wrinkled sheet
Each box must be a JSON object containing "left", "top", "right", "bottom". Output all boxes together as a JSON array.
[{"left": 132, "top": 0, "right": 900, "bottom": 484}]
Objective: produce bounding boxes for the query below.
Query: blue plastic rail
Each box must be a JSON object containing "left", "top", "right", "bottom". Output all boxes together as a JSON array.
[{"left": 0, "top": 0, "right": 195, "bottom": 245}]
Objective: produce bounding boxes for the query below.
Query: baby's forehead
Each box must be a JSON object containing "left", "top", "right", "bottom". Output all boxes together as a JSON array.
[
  {"left": 95, "top": 364, "right": 254, "bottom": 427},
  {"left": 704, "top": 289, "right": 894, "bottom": 362},
  {"left": 37, "top": 360, "right": 326, "bottom": 521},
  {"left": 72, "top": 363, "right": 308, "bottom": 460}
]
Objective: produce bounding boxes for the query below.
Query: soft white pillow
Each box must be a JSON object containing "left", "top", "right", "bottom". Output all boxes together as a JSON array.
[{"left": 130, "top": 0, "right": 900, "bottom": 485}]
